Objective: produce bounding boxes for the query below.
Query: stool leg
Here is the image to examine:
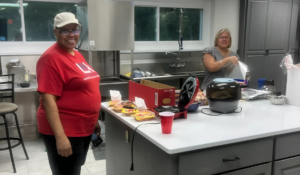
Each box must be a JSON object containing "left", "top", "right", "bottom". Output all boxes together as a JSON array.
[
  {"left": 12, "top": 112, "right": 29, "bottom": 160},
  {"left": 2, "top": 115, "right": 17, "bottom": 173}
]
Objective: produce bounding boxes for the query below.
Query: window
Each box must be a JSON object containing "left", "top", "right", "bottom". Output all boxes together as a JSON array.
[
  {"left": 134, "top": 6, "right": 203, "bottom": 42},
  {"left": 135, "top": 6, "right": 156, "bottom": 41},
  {"left": 0, "top": 0, "right": 23, "bottom": 41},
  {"left": 160, "top": 8, "right": 202, "bottom": 41},
  {"left": 23, "top": 1, "right": 76, "bottom": 41}
]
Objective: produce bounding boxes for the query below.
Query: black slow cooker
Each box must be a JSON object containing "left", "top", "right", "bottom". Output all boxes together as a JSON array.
[{"left": 206, "top": 78, "right": 241, "bottom": 113}]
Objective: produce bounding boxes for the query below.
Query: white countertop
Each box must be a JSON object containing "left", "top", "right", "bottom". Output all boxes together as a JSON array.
[{"left": 101, "top": 100, "right": 300, "bottom": 154}]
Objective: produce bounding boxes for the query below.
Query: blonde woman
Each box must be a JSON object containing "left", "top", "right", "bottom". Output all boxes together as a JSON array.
[{"left": 201, "top": 28, "right": 239, "bottom": 90}]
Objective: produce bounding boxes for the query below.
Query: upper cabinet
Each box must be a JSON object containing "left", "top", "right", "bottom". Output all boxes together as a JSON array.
[
  {"left": 238, "top": 0, "right": 298, "bottom": 93},
  {"left": 245, "top": 0, "right": 292, "bottom": 55},
  {"left": 266, "top": 0, "right": 292, "bottom": 52}
]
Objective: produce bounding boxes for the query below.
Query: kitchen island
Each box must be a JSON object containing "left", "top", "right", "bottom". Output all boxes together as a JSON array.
[{"left": 101, "top": 100, "right": 300, "bottom": 175}]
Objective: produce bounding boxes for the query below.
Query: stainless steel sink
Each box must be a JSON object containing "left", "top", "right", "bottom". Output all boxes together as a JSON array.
[
  {"left": 100, "top": 77, "right": 127, "bottom": 85},
  {"left": 169, "top": 72, "right": 188, "bottom": 76}
]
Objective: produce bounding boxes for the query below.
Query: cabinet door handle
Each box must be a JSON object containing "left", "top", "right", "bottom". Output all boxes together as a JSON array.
[
  {"left": 265, "top": 50, "right": 269, "bottom": 56},
  {"left": 223, "top": 157, "right": 240, "bottom": 162}
]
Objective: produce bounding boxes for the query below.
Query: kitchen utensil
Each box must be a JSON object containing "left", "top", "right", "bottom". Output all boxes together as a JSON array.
[
  {"left": 206, "top": 78, "right": 241, "bottom": 113},
  {"left": 270, "top": 96, "right": 286, "bottom": 105},
  {"left": 154, "top": 76, "right": 199, "bottom": 119}
]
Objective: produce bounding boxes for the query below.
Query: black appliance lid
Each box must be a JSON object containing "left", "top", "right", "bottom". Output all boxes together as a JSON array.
[
  {"left": 178, "top": 76, "right": 199, "bottom": 108},
  {"left": 206, "top": 78, "right": 241, "bottom": 100}
]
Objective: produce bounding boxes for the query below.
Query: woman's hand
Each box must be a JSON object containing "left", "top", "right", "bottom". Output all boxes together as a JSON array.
[
  {"left": 56, "top": 136, "right": 72, "bottom": 157},
  {"left": 94, "top": 121, "right": 101, "bottom": 135},
  {"left": 224, "top": 56, "right": 239, "bottom": 65}
]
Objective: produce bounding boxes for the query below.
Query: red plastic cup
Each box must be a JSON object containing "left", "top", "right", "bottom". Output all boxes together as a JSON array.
[{"left": 159, "top": 112, "right": 175, "bottom": 134}]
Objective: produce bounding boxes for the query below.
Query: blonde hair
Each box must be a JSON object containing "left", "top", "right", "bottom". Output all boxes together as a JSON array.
[{"left": 214, "top": 28, "right": 232, "bottom": 48}]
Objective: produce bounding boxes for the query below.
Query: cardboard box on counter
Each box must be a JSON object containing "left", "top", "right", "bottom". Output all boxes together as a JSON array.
[{"left": 129, "top": 80, "right": 175, "bottom": 110}]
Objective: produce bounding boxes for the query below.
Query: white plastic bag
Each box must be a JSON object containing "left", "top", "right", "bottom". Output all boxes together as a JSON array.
[
  {"left": 280, "top": 54, "right": 294, "bottom": 75},
  {"left": 110, "top": 90, "right": 122, "bottom": 101}
]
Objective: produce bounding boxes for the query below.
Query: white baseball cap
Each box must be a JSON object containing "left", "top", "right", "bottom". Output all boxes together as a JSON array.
[{"left": 54, "top": 12, "right": 81, "bottom": 29}]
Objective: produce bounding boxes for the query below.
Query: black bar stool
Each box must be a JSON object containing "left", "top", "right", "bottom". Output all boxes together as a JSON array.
[{"left": 0, "top": 74, "right": 29, "bottom": 173}]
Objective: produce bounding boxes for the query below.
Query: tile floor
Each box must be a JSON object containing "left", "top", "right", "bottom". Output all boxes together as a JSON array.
[{"left": 0, "top": 139, "right": 106, "bottom": 175}]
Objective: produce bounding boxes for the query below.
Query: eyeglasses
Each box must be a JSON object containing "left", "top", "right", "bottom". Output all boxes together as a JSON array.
[
  {"left": 220, "top": 29, "right": 229, "bottom": 33},
  {"left": 219, "top": 36, "right": 230, "bottom": 40},
  {"left": 56, "top": 28, "right": 81, "bottom": 36}
]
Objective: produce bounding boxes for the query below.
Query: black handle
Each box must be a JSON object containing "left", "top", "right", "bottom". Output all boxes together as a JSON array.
[
  {"left": 180, "top": 38, "right": 183, "bottom": 50},
  {"left": 223, "top": 157, "right": 240, "bottom": 162},
  {"left": 265, "top": 50, "right": 269, "bottom": 56}
]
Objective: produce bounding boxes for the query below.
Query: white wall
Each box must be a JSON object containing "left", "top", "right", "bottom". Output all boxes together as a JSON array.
[{"left": 212, "top": 0, "right": 240, "bottom": 51}]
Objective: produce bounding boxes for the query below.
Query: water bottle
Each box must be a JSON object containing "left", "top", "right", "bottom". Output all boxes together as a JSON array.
[{"left": 24, "top": 70, "right": 31, "bottom": 83}]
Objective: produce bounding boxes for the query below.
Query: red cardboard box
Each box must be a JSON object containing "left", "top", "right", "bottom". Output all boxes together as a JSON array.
[{"left": 129, "top": 80, "right": 175, "bottom": 110}]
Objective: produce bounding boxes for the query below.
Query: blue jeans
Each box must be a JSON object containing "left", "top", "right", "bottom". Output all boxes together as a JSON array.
[{"left": 41, "top": 133, "right": 91, "bottom": 175}]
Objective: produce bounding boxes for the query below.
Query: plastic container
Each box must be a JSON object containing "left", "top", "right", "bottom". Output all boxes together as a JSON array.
[
  {"left": 159, "top": 112, "right": 174, "bottom": 134},
  {"left": 270, "top": 96, "right": 286, "bottom": 105},
  {"left": 258, "top": 78, "right": 266, "bottom": 89},
  {"left": 260, "top": 80, "right": 276, "bottom": 99},
  {"left": 24, "top": 70, "right": 31, "bottom": 83}
]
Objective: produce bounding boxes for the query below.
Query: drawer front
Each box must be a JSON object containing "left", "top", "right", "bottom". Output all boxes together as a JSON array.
[
  {"left": 178, "top": 138, "right": 273, "bottom": 175},
  {"left": 221, "top": 163, "right": 271, "bottom": 175},
  {"left": 276, "top": 132, "right": 300, "bottom": 160},
  {"left": 274, "top": 156, "right": 300, "bottom": 175}
]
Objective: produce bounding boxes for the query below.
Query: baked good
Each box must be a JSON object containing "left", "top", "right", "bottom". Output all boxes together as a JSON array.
[
  {"left": 122, "top": 108, "right": 138, "bottom": 116},
  {"left": 132, "top": 110, "right": 156, "bottom": 121},
  {"left": 109, "top": 100, "right": 121, "bottom": 107},
  {"left": 194, "top": 89, "right": 208, "bottom": 105},
  {"left": 122, "top": 101, "right": 137, "bottom": 108},
  {"left": 112, "top": 104, "right": 123, "bottom": 113}
]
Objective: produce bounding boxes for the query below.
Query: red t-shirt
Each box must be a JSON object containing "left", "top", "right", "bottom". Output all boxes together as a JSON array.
[{"left": 36, "top": 43, "right": 101, "bottom": 137}]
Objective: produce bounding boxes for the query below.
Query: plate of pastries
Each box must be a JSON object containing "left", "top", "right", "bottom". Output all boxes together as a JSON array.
[{"left": 109, "top": 100, "right": 156, "bottom": 122}]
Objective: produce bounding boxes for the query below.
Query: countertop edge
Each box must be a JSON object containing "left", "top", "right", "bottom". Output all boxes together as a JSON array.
[{"left": 101, "top": 102, "right": 300, "bottom": 154}]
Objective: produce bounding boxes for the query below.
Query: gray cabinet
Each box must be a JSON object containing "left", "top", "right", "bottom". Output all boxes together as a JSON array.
[
  {"left": 274, "top": 156, "right": 300, "bottom": 175},
  {"left": 289, "top": 0, "right": 299, "bottom": 52},
  {"left": 266, "top": 0, "right": 292, "bottom": 53},
  {"left": 221, "top": 163, "right": 272, "bottom": 175},
  {"left": 245, "top": 0, "right": 269, "bottom": 55},
  {"left": 275, "top": 132, "right": 300, "bottom": 160},
  {"left": 240, "top": 0, "right": 298, "bottom": 93},
  {"left": 178, "top": 138, "right": 273, "bottom": 175}
]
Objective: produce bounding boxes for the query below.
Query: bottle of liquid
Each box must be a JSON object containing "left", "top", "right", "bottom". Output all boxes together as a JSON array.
[
  {"left": 24, "top": 70, "right": 31, "bottom": 83},
  {"left": 260, "top": 80, "right": 276, "bottom": 99}
]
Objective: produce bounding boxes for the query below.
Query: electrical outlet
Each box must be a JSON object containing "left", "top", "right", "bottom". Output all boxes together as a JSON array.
[{"left": 125, "top": 127, "right": 130, "bottom": 144}]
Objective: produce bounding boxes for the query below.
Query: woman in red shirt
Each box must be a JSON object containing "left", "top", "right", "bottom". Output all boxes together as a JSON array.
[{"left": 36, "top": 12, "right": 101, "bottom": 175}]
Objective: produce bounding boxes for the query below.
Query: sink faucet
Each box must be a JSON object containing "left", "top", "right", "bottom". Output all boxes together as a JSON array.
[
  {"left": 170, "top": 62, "right": 186, "bottom": 68},
  {"left": 166, "top": 9, "right": 184, "bottom": 68}
]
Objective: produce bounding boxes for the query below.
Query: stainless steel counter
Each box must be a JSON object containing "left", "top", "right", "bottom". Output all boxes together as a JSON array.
[
  {"left": 0, "top": 82, "right": 38, "bottom": 93},
  {"left": 121, "top": 71, "right": 205, "bottom": 81},
  {"left": 15, "top": 83, "right": 38, "bottom": 92}
]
